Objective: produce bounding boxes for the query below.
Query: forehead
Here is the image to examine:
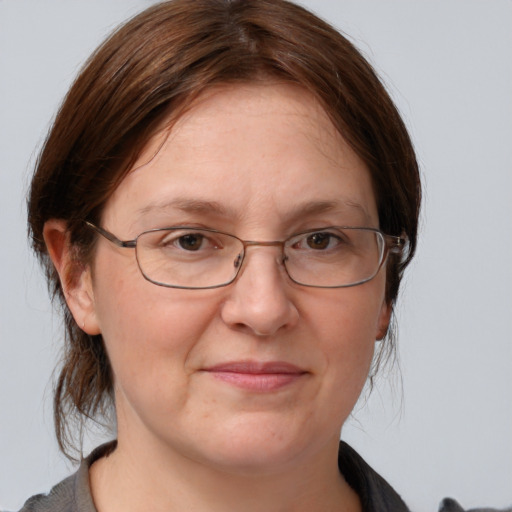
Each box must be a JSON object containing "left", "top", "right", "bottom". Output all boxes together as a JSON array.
[{"left": 103, "top": 83, "right": 378, "bottom": 232}]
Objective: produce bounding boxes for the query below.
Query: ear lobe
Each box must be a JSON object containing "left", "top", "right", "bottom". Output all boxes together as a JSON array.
[
  {"left": 376, "top": 300, "right": 392, "bottom": 341},
  {"left": 43, "top": 219, "right": 101, "bottom": 335}
]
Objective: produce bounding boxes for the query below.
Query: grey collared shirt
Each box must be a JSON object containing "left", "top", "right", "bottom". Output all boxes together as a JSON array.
[{"left": 16, "top": 441, "right": 504, "bottom": 512}]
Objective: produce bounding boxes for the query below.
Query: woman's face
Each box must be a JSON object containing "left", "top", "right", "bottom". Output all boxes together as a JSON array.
[{"left": 80, "top": 83, "right": 390, "bottom": 473}]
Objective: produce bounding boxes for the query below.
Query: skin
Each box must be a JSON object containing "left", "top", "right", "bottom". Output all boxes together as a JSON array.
[{"left": 45, "top": 83, "right": 391, "bottom": 512}]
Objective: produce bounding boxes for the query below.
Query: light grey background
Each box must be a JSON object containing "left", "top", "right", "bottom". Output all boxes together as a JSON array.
[{"left": 1, "top": 1, "right": 511, "bottom": 511}]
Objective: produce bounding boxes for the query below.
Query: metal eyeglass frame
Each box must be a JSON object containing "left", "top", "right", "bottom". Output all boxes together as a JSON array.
[{"left": 85, "top": 221, "right": 407, "bottom": 290}]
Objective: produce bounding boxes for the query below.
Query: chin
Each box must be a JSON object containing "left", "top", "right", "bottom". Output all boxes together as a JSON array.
[{"left": 183, "top": 416, "right": 325, "bottom": 476}]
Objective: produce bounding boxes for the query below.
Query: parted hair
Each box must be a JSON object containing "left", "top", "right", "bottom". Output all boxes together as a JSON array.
[{"left": 28, "top": 0, "right": 421, "bottom": 458}]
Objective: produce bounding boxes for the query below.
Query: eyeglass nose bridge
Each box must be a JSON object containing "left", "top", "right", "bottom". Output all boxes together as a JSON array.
[
  {"left": 243, "top": 240, "right": 286, "bottom": 248},
  {"left": 233, "top": 239, "right": 289, "bottom": 274}
]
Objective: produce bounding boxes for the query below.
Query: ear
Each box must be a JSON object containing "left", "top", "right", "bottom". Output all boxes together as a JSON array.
[
  {"left": 43, "top": 219, "right": 101, "bottom": 335},
  {"left": 375, "top": 300, "right": 392, "bottom": 341}
]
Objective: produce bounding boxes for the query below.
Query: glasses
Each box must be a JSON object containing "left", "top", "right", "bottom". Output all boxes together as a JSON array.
[{"left": 86, "top": 222, "right": 406, "bottom": 289}]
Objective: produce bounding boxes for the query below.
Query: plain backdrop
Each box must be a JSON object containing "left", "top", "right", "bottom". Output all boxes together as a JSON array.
[{"left": 1, "top": 1, "right": 511, "bottom": 511}]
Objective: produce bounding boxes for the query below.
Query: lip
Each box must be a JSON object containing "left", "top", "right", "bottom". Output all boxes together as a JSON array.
[{"left": 202, "top": 361, "right": 308, "bottom": 392}]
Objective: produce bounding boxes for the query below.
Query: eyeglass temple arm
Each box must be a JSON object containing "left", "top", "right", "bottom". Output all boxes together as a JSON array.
[{"left": 85, "top": 221, "right": 136, "bottom": 248}]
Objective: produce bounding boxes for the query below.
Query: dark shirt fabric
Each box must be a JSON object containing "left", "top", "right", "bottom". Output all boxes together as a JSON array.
[{"left": 16, "top": 441, "right": 409, "bottom": 512}]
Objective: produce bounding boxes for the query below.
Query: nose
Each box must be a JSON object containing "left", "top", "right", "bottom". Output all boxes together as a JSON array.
[{"left": 220, "top": 246, "right": 299, "bottom": 337}]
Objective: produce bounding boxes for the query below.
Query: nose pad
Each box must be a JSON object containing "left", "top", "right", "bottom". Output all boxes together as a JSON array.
[
  {"left": 232, "top": 248, "right": 288, "bottom": 281},
  {"left": 233, "top": 252, "right": 243, "bottom": 269}
]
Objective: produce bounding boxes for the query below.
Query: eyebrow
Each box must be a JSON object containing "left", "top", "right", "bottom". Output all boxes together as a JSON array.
[
  {"left": 286, "top": 200, "right": 370, "bottom": 221},
  {"left": 137, "top": 198, "right": 371, "bottom": 223},
  {"left": 137, "top": 198, "right": 232, "bottom": 217}
]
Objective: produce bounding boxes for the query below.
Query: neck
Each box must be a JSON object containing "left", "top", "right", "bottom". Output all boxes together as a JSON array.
[{"left": 89, "top": 433, "right": 361, "bottom": 512}]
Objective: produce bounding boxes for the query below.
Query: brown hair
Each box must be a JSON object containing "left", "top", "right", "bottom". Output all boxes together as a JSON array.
[{"left": 28, "top": 0, "right": 421, "bottom": 458}]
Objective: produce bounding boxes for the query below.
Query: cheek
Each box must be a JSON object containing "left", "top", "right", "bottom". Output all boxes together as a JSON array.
[
  {"left": 91, "top": 253, "right": 219, "bottom": 397},
  {"left": 303, "top": 282, "right": 385, "bottom": 402},
  {"left": 305, "top": 281, "right": 384, "bottom": 349}
]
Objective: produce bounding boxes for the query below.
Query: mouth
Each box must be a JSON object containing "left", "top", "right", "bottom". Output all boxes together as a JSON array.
[{"left": 202, "top": 361, "right": 308, "bottom": 392}]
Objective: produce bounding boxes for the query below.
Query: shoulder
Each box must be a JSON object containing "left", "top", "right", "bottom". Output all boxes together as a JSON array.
[
  {"left": 338, "top": 441, "right": 410, "bottom": 511},
  {"left": 338, "top": 443, "right": 512, "bottom": 512},
  {"left": 14, "top": 443, "right": 116, "bottom": 512},
  {"left": 439, "top": 498, "right": 512, "bottom": 512},
  {"left": 17, "top": 474, "right": 76, "bottom": 512}
]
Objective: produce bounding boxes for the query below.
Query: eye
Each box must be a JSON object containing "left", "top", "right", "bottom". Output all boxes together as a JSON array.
[
  {"left": 177, "top": 233, "right": 206, "bottom": 251},
  {"left": 305, "top": 232, "right": 339, "bottom": 250},
  {"left": 155, "top": 230, "right": 220, "bottom": 253},
  {"left": 290, "top": 230, "right": 344, "bottom": 251}
]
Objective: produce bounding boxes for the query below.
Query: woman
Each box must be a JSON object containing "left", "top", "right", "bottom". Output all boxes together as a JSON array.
[{"left": 20, "top": 0, "right": 424, "bottom": 510}]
